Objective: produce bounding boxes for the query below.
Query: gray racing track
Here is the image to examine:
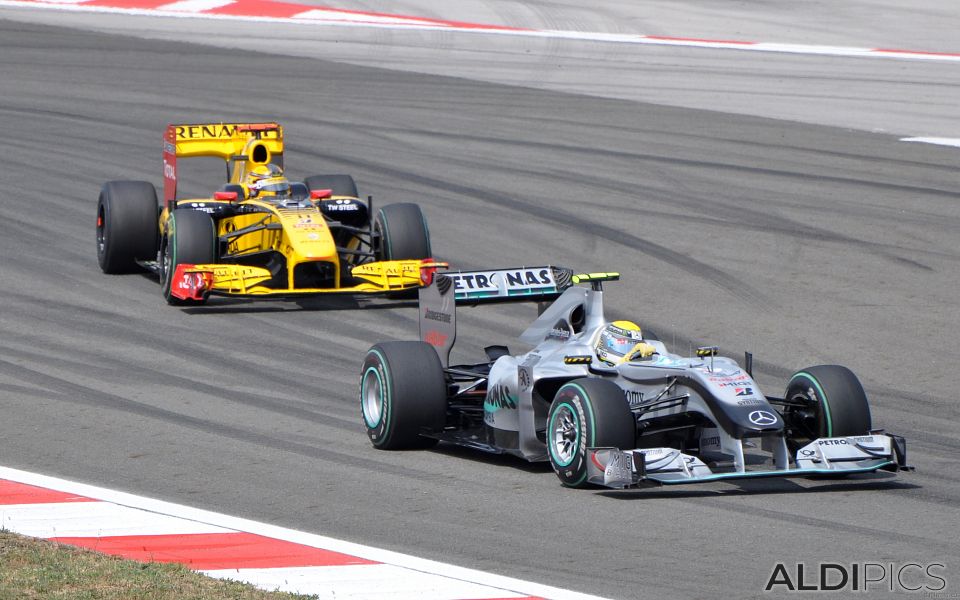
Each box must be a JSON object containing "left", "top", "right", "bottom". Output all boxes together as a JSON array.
[{"left": 1, "top": 6, "right": 960, "bottom": 599}]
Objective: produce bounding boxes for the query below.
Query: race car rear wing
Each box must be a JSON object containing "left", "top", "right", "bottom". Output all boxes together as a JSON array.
[
  {"left": 419, "top": 266, "right": 573, "bottom": 366},
  {"left": 163, "top": 122, "right": 284, "bottom": 208}
]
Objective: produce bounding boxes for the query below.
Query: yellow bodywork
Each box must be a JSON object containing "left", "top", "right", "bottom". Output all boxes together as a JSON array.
[
  {"left": 182, "top": 259, "right": 428, "bottom": 296},
  {"left": 160, "top": 122, "right": 432, "bottom": 297}
]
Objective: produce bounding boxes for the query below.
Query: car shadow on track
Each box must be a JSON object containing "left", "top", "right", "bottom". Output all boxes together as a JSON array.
[
  {"left": 597, "top": 473, "right": 919, "bottom": 500},
  {"left": 177, "top": 296, "right": 420, "bottom": 314},
  {"left": 429, "top": 444, "right": 919, "bottom": 497},
  {"left": 431, "top": 443, "right": 555, "bottom": 475}
]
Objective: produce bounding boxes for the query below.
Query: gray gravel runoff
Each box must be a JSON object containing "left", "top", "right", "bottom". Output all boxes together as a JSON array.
[{"left": 1, "top": 5, "right": 959, "bottom": 599}]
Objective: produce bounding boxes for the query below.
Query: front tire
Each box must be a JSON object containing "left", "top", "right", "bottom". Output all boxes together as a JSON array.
[
  {"left": 304, "top": 174, "right": 359, "bottom": 198},
  {"left": 159, "top": 209, "right": 216, "bottom": 306},
  {"left": 781, "top": 365, "right": 872, "bottom": 452},
  {"left": 96, "top": 181, "right": 159, "bottom": 274},
  {"left": 374, "top": 203, "right": 431, "bottom": 261},
  {"left": 360, "top": 341, "right": 446, "bottom": 449},
  {"left": 547, "top": 378, "right": 635, "bottom": 488}
]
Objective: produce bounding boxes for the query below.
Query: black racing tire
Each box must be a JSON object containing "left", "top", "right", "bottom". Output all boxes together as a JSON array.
[
  {"left": 547, "top": 378, "right": 636, "bottom": 488},
  {"left": 159, "top": 209, "right": 216, "bottom": 306},
  {"left": 304, "top": 174, "right": 359, "bottom": 198},
  {"left": 96, "top": 181, "right": 159, "bottom": 274},
  {"left": 360, "top": 341, "right": 447, "bottom": 450},
  {"left": 781, "top": 365, "right": 872, "bottom": 453},
  {"left": 374, "top": 203, "right": 432, "bottom": 261}
]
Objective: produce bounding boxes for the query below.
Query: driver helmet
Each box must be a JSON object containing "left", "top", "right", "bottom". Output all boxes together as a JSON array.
[
  {"left": 594, "top": 320, "right": 644, "bottom": 365},
  {"left": 245, "top": 163, "right": 290, "bottom": 197}
]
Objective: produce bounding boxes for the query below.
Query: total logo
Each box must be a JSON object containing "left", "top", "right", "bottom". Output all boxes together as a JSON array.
[{"left": 748, "top": 410, "right": 778, "bottom": 426}]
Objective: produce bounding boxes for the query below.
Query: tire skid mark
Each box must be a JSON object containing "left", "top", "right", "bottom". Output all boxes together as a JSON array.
[
  {"left": 681, "top": 496, "right": 956, "bottom": 553},
  {"left": 289, "top": 144, "right": 771, "bottom": 310},
  {"left": 298, "top": 129, "right": 954, "bottom": 270},
  {"left": 0, "top": 358, "right": 442, "bottom": 482},
  {"left": 0, "top": 296, "right": 360, "bottom": 416},
  {"left": 1, "top": 341, "right": 358, "bottom": 427},
  {"left": 451, "top": 154, "right": 946, "bottom": 270},
  {"left": 356, "top": 129, "right": 960, "bottom": 201},
  {"left": 405, "top": 136, "right": 959, "bottom": 251}
]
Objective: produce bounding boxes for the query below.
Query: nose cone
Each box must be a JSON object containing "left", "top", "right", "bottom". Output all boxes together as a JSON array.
[{"left": 280, "top": 211, "right": 336, "bottom": 260}]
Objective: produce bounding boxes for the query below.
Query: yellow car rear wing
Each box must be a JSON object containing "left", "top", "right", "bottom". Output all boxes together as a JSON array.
[{"left": 163, "top": 122, "right": 284, "bottom": 208}]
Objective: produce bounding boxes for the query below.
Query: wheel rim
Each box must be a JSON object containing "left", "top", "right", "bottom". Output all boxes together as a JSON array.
[
  {"left": 551, "top": 403, "right": 580, "bottom": 466},
  {"left": 361, "top": 366, "right": 384, "bottom": 428},
  {"left": 96, "top": 205, "right": 106, "bottom": 257},
  {"left": 160, "top": 236, "right": 172, "bottom": 286},
  {"left": 783, "top": 389, "right": 821, "bottom": 450},
  {"left": 373, "top": 221, "right": 387, "bottom": 261}
]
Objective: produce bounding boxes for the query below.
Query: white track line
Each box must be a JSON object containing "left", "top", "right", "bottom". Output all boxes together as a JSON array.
[
  {"left": 154, "top": 0, "right": 235, "bottom": 13},
  {"left": 901, "top": 137, "right": 960, "bottom": 148},
  {"left": 0, "top": 501, "right": 232, "bottom": 537},
  {"left": 203, "top": 565, "right": 534, "bottom": 599},
  {"left": 0, "top": 466, "right": 608, "bottom": 600},
  {"left": 1, "top": 0, "right": 959, "bottom": 63}
]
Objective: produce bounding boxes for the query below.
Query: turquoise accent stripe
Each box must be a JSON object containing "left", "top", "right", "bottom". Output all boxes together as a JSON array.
[
  {"left": 566, "top": 382, "right": 597, "bottom": 445},
  {"left": 793, "top": 372, "right": 834, "bottom": 436},
  {"left": 454, "top": 287, "right": 559, "bottom": 300},
  {"left": 366, "top": 348, "right": 392, "bottom": 440}
]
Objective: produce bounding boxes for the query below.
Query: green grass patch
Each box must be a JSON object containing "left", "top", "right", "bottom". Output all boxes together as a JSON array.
[{"left": 0, "top": 531, "right": 317, "bottom": 600}]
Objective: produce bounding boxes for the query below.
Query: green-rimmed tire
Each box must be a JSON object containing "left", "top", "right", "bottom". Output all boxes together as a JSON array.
[
  {"left": 159, "top": 209, "right": 216, "bottom": 306},
  {"left": 782, "top": 365, "right": 872, "bottom": 453},
  {"left": 547, "top": 378, "right": 635, "bottom": 488},
  {"left": 360, "top": 341, "right": 446, "bottom": 450},
  {"left": 374, "top": 203, "right": 431, "bottom": 261}
]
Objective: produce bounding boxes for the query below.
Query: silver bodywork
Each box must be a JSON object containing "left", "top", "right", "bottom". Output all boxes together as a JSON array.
[{"left": 424, "top": 276, "right": 907, "bottom": 488}]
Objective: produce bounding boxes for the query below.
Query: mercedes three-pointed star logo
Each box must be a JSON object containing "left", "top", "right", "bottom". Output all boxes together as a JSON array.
[{"left": 748, "top": 410, "right": 778, "bottom": 426}]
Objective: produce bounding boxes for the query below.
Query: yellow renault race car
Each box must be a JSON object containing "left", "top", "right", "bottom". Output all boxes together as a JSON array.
[{"left": 96, "top": 122, "right": 437, "bottom": 305}]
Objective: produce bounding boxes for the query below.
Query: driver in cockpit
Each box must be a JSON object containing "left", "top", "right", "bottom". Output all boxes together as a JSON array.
[
  {"left": 245, "top": 163, "right": 291, "bottom": 199},
  {"left": 593, "top": 320, "right": 658, "bottom": 366}
]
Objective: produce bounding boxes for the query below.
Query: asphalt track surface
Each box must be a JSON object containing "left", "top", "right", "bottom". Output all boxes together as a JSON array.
[{"left": 1, "top": 3, "right": 960, "bottom": 598}]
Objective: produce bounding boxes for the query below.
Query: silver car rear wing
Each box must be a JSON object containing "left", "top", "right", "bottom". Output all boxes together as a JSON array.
[{"left": 418, "top": 266, "right": 573, "bottom": 366}]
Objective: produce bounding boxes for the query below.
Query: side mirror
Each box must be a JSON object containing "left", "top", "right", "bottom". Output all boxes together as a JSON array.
[
  {"left": 310, "top": 189, "right": 333, "bottom": 200},
  {"left": 213, "top": 190, "right": 238, "bottom": 201}
]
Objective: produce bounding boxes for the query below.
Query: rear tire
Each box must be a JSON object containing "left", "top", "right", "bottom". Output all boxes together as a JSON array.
[
  {"left": 374, "top": 203, "right": 431, "bottom": 261},
  {"left": 304, "top": 174, "right": 358, "bottom": 198},
  {"left": 159, "top": 209, "right": 216, "bottom": 306},
  {"left": 360, "top": 341, "right": 446, "bottom": 450},
  {"left": 781, "top": 365, "right": 872, "bottom": 453},
  {"left": 96, "top": 181, "right": 159, "bottom": 274},
  {"left": 547, "top": 378, "right": 635, "bottom": 488}
]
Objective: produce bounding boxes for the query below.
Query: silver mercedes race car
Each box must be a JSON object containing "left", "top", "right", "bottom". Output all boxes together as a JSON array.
[{"left": 359, "top": 270, "right": 910, "bottom": 488}]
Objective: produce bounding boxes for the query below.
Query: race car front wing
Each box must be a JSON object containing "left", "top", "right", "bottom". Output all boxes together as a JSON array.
[
  {"left": 167, "top": 259, "right": 442, "bottom": 300},
  {"left": 586, "top": 433, "right": 911, "bottom": 489}
]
